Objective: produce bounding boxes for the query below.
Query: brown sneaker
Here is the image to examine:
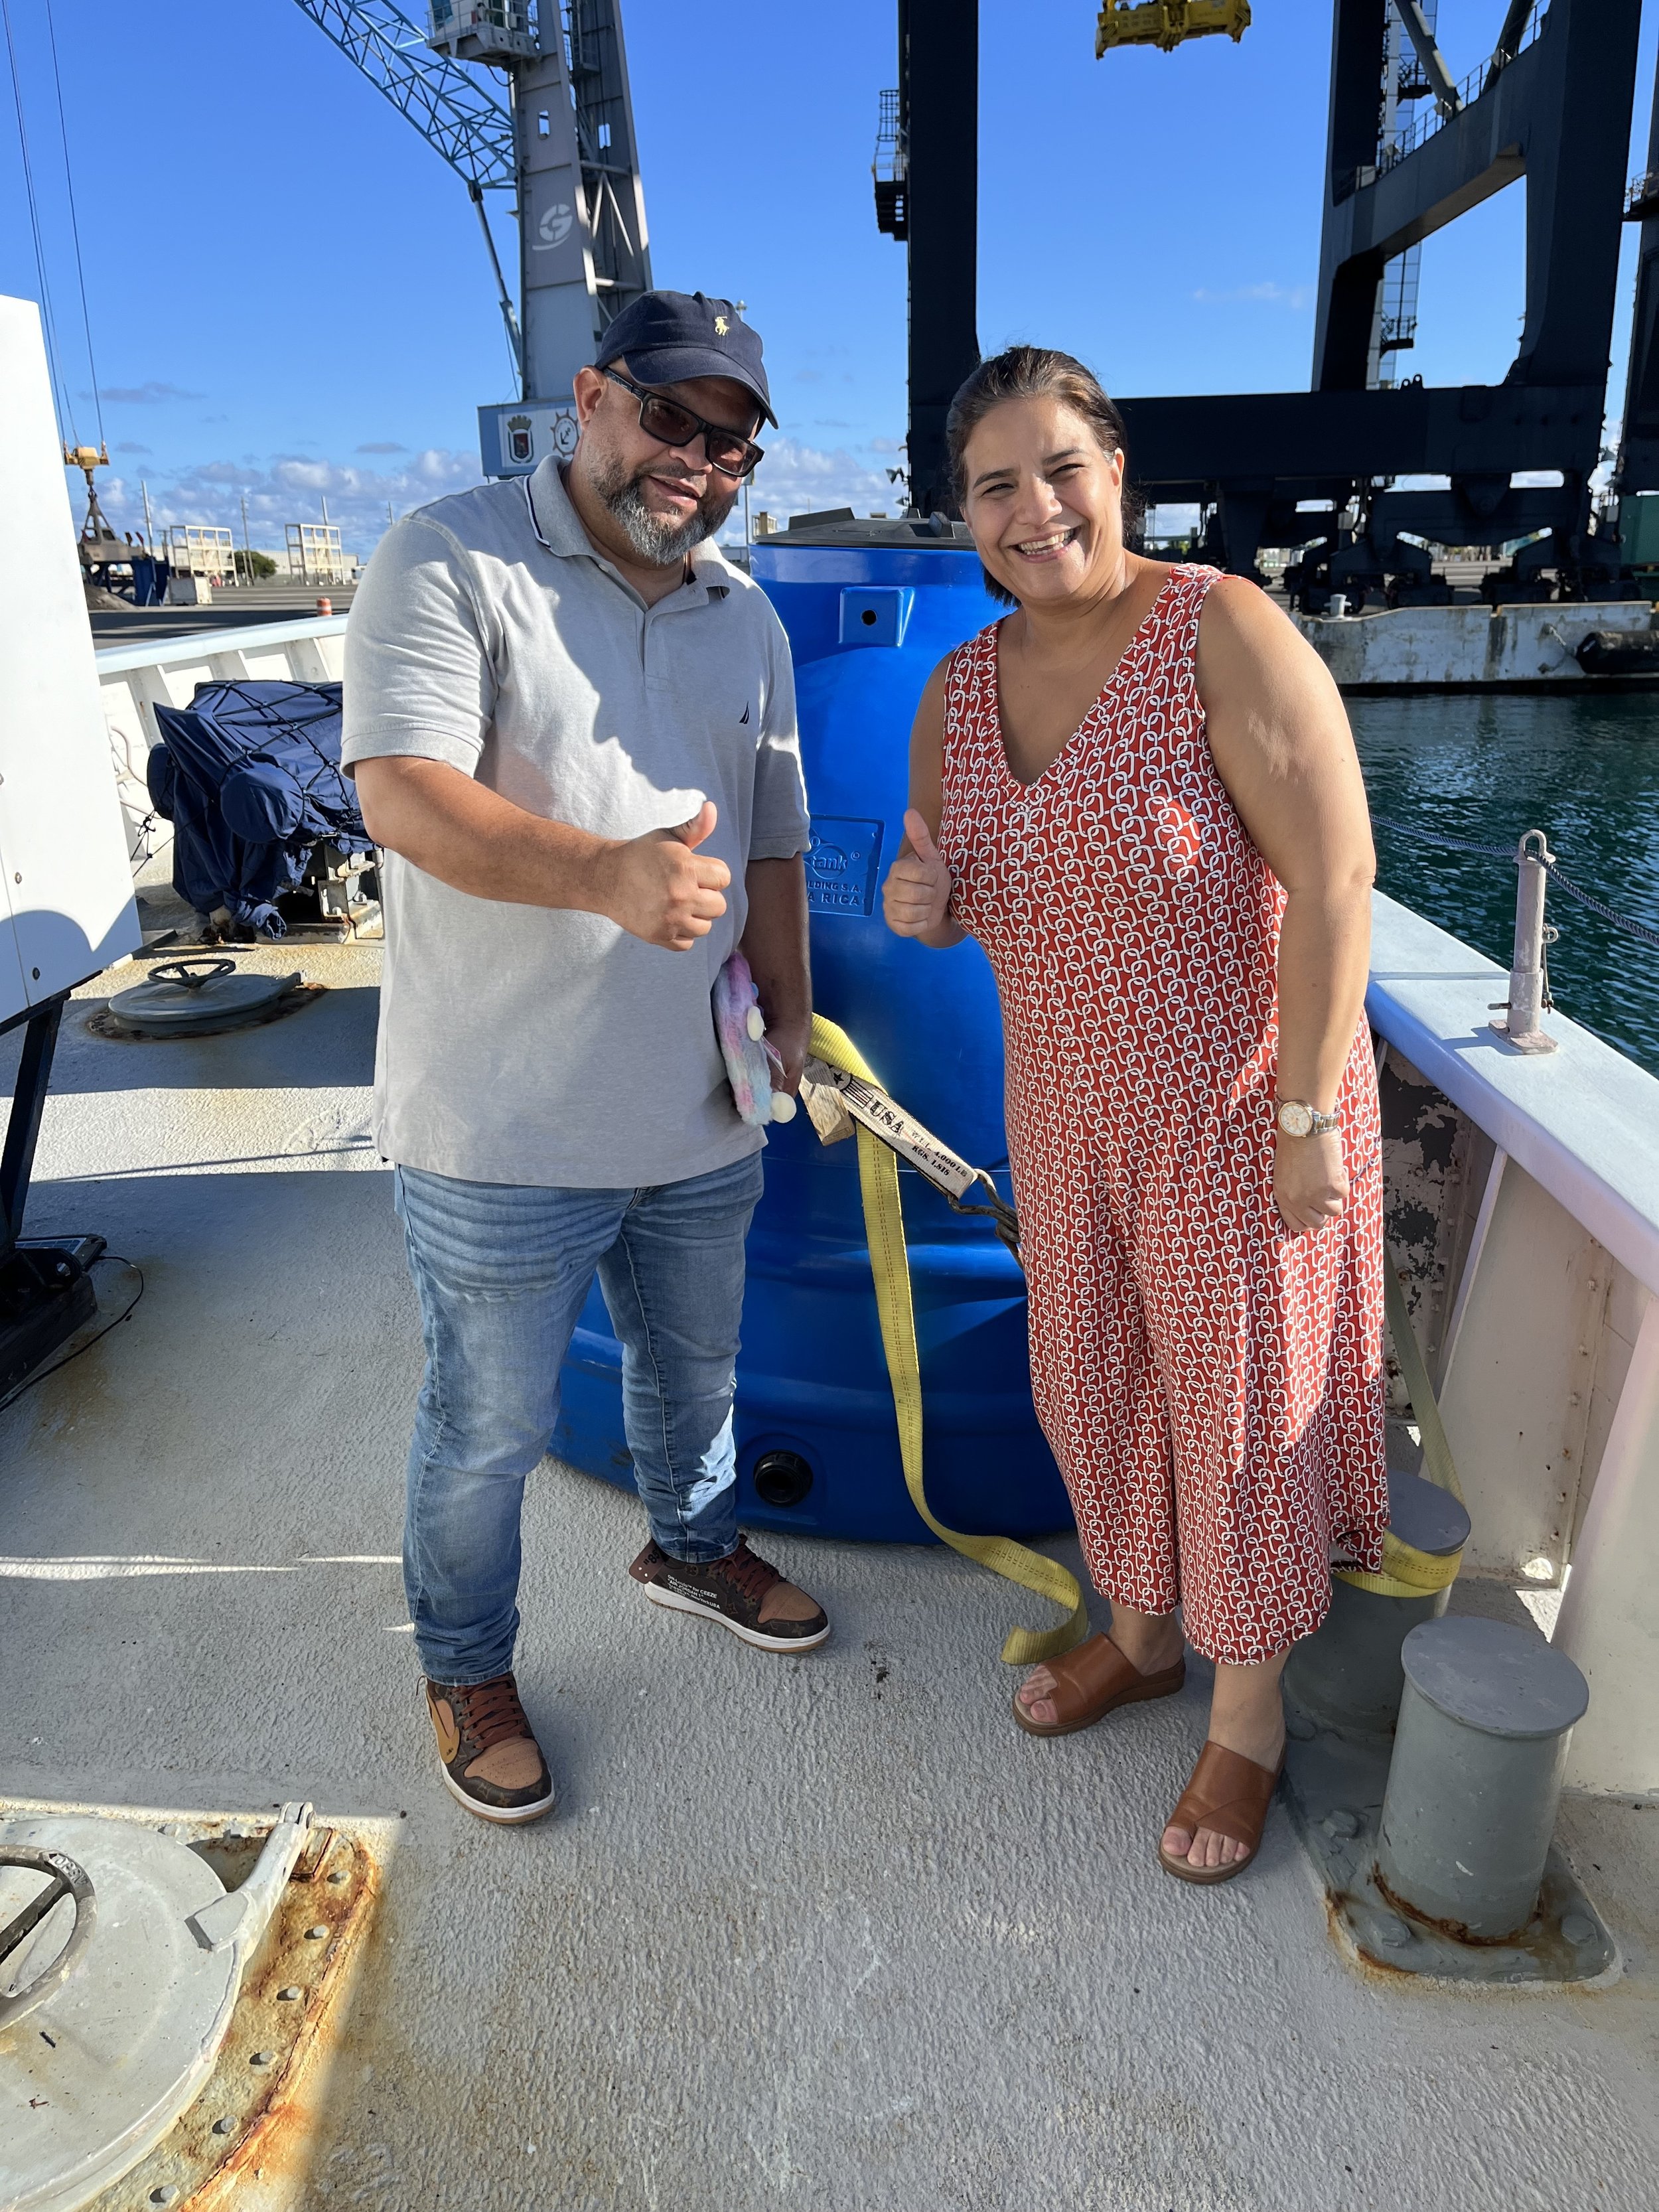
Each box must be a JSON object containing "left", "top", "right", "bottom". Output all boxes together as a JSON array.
[
  {"left": 628, "top": 1536, "right": 830, "bottom": 1653},
  {"left": 424, "top": 1672, "right": 555, "bottom": 1824}
]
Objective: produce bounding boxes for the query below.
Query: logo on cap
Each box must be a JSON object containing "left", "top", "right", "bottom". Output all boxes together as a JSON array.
[{"left": 714, "top": 315, "right": 730, "bottom": 335}]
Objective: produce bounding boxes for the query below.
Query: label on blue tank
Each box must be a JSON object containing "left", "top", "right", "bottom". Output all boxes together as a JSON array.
[{"left": 804, "top": 817, "right": 885, "bottom": 917}]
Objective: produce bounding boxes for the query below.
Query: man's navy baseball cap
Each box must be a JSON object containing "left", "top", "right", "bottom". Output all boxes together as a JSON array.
[{"left": 595, "top": 290, "right": 776, "bottom": 428}]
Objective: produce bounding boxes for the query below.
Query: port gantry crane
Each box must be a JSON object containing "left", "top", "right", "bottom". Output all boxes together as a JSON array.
[
  {"left": 882, "top": 0, "right": 1642, "bottom": 601},
  {"left": 1116, "top": 0, "right": 1639, "bottom": 606},
  {"left": 874, "top": 0, "right": 1253, "bottom": 514},
  {"left": 291, "top": 1, "right": 651, "bottom": 477}
]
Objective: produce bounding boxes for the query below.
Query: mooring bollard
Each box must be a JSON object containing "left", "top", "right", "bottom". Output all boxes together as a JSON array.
[
  {"left": 1488, "top": 828, "right": 1558, "bottom": 1055},
  {"left": 1376, "top": 1615, "right": 1589, "bottom": 1939},
  {"left": 1283, "top": 1468, "right": 1470, "bottom": 1737}
]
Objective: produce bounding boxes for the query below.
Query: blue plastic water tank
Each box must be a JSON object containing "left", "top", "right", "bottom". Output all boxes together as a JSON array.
[{"left": 554, "top": 534, "right": 1073, "bottom": 1541}]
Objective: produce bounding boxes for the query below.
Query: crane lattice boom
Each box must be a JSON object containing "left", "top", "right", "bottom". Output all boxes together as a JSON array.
[{"left": 291, "top": 0, "right": 514, "bottom": 188}]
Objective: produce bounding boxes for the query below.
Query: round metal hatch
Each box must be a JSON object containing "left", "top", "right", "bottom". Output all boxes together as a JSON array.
[
  {"left": 105, "top": 960, "right": 301, "bottom": 1037},
  {"left": 0, "top": 1814, "right": 240, "bottom": 2212}
]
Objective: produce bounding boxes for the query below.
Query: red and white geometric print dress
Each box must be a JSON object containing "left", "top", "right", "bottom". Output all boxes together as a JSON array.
[{"left": 938, "top": 565, "right": 1388, "bottom": 1666}]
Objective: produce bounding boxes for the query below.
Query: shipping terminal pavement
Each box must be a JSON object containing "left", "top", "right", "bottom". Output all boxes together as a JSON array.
[{"left": 1, "top": 929, "right": 1656, "bottom": 2212}]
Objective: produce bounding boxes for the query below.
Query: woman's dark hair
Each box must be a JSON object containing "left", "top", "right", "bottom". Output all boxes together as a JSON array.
[{"left": 945, "top": 345, "right": 1145, "bottom": 606}]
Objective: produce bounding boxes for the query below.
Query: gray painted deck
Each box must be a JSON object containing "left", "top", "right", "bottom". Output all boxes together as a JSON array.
[{"left": 2, "top": 936, "right": 1655, "bottom": 2212}]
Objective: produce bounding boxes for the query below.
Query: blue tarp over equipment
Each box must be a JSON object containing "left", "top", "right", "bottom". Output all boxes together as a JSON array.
[{"left": 147, "top": 680, "right": 368, "bottom": 936}]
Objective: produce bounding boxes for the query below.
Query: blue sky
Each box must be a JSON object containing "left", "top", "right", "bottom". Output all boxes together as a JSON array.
[{"left": 4, "top": 0, "right": 1656, "bottom": 554}]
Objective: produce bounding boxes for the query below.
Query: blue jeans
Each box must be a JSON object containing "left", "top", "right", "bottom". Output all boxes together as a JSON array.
[{"left": 394, "top": 1151, "right": 764, "bottom": 1685}]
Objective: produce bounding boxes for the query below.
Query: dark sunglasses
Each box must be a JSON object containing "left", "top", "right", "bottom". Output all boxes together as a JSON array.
[{"left": 601, "top": 367, "right": 764, "bottom": 480}]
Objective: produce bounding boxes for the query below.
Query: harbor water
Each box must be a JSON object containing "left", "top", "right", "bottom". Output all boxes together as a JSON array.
[{"left": 1354, "top": 691, "right": 1659, "bottom": 1077}]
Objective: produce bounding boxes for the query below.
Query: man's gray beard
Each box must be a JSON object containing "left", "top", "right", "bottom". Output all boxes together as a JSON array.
[{"left": 593, "top": 458, "right": 736, "bottom": 566}]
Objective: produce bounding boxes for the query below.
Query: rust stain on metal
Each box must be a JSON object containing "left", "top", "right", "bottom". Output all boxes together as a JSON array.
[
  {"left": 1372, "top": 1861, "right": 1512, "bottom": 1948},
  {"left": 186, "top": 1828, "right": 380, "bottom": 2208},
  {"left": 1322, "top": 1891, "right": 1415, "bottom": 1982},
  {"left": 82, "top": 1816, "right": 380, "bottom": 2212},
  {"left": 1325, "top": 1860, "right": 1609, "bottom": 1988}
]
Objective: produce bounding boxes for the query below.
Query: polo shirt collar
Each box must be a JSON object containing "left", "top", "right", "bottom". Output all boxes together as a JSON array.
[
  {"left": 522, "top": 457, "right": 594, "bottom": 558},
  {"left": 524, "top": 457, "right": 733, "bottom": 602}
]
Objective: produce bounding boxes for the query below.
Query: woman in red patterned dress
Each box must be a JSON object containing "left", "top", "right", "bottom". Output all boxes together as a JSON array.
[{"left": 883, "top": 348, "right": 1388, "bottom": 1885}]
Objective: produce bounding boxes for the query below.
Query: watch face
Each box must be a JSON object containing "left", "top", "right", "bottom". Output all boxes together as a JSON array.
[{"left": 1277, "top": 1100, "right": 1313, "bottom": 1138}]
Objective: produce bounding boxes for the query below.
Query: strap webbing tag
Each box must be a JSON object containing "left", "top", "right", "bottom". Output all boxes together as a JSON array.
[{"left": 802, "top": 1057, "right": 980, "bottom": 1199}]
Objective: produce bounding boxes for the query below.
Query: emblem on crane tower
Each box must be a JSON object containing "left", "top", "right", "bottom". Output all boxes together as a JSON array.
[{"left": 536, "top": 202, "right": 575, "bottom": 250}]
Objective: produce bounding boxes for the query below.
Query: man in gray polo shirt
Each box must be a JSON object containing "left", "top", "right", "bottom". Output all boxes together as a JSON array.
[{"left": 344, "top": 291, "right": 828, "bottom": 1826}]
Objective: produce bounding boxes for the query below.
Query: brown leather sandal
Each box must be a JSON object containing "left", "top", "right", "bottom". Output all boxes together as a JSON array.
[
  {"left": 1013, "top": 1631, "right": 1186, "bottom": 1739},
  {"left": 1157, "top": 1740, "right": 1284, "bottom": 1885}
]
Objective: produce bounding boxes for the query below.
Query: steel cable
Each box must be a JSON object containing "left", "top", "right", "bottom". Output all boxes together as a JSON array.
[
  {"left": 1370, "top": 814, "right": 1659, "bottom": 951},
  {"left": 1, "top": 0, "right": 76, "bottom": 441},
  {"left": 1540, "top": 863, "right": 1659, "bottom": 950},
  {"left": 43, "top": 0, "right": 103, "bottom": 451},
  {"left": 1370, "top": 814, "right": 1518, "bottom": 861}
]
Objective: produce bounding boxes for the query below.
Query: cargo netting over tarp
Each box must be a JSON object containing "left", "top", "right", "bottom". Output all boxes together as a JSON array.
[{"left": 147, "top": 680, "right": 368, "bottom": 936}]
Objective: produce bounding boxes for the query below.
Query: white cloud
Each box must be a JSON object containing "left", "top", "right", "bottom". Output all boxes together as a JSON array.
[
  {"left": 100, "top": 446, "right": 485, "bottom": 555},
  {"left": 98, "top": 432, "right": 906, "bottom": 557},
  {"left": 746, "top": 434, "right": 903, "bottom": 523},
  {"left": 1191, "top": 281, "right": 1313, "bottom": 311},
  {"left": 96, "top": 380, "right": 204, "bottom": 404}
]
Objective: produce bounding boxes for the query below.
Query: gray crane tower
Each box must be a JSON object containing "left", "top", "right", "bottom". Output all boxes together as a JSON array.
[{"left": 295, "top": 1, "right": 650, "bottom": 476}]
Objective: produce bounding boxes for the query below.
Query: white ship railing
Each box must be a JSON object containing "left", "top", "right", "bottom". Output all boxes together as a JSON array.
[
  {"left": 1368, "top": 891, "right": 1659, "bottom": 1797},
  {"left": 96, "top": 613, "right": 348, "bottom": 871}
]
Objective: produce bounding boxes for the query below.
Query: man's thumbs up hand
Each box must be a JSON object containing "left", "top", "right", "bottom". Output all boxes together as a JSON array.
[
  {"left": 596, "top": 798, "right": 731, "bottom": 951},
  {"left": 672, "top": 798, "right": 719, "bottom": 851}
]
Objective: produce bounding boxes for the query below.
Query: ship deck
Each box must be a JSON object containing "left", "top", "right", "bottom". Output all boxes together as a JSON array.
[{"left": 2, "top": 919, "right": 1656, "bottom": 2212}]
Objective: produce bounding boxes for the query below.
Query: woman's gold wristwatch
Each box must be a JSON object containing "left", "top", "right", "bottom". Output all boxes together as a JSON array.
[{"left": 1275, "top": 1098, "right": 1340, "bottom": 1138}]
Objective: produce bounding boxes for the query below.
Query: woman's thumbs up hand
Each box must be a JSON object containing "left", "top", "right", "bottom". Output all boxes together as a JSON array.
[{"left": 882, "top": 808, "right": 956, "bottom": 939}]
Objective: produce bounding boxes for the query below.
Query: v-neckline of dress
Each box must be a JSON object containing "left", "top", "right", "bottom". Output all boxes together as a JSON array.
[{"left": 992, "top": 570, "right": 1180, "bottom": 793}]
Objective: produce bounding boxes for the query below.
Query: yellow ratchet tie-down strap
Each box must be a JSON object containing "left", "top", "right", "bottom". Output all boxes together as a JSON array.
[
  {"left": 807, "top": 1014, "right": 1090, "bottom": 1665},
  {"left": 1332, "top": 1253, "right": 1467, "bottom": 1599}
]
